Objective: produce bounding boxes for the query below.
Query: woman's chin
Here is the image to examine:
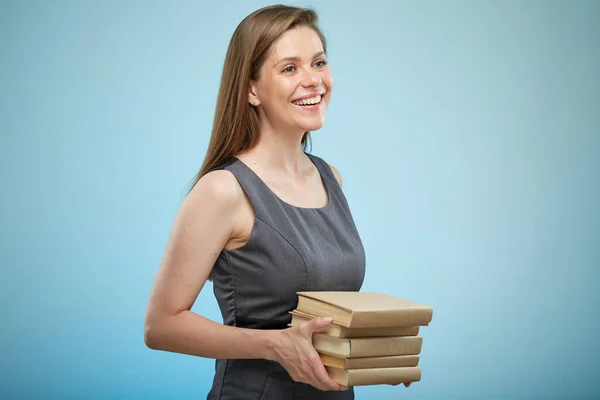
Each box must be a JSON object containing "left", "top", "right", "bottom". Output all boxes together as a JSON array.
[{"left": 299, "top": 117, "right": 326, "bottom": 132}]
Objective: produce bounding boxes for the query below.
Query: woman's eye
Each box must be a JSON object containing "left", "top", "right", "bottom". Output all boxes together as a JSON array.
[
  {"left": 314, "top": 59, "right": 328, "bottom": 68},
  {"left": 283, "top": 66, "right": 296, "bottom": 73}
]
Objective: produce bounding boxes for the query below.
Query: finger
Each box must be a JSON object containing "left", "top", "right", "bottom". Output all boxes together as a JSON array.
[
  {"left": 305, "top": 354, "right": 334, "bottom": 390},
  {"left": 294, "top": 357, "right": 330, "bottom": 392},
  {"left": 311, "top": 371, "right": 341, "bottom": 392},
  {"left": 303, "top": 371, "right": 329, "bottom": 392},
  {"left": 304, "top": 317, "right": 333, "bottom": 334},
  {"left": 312, "top": 355, "right": 345, "bottom": 391}
]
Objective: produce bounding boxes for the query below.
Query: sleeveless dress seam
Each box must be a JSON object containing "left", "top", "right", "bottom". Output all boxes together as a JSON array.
[
  {"left": 216, "top": 358, "right": 230, "bottom": 400},
  {"left": 252, "top": 216, "right": 309, "bottom": 288},
  {"left": 216, "top": 252, "right": 236, "bottom": 400},
  {"left": 224, "top": 251, "right": 238, "bottom": 327}
]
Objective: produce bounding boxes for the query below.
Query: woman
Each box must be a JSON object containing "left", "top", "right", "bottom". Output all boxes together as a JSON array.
[{"left": 144, "top": 5, "right": 409, "bottom": 399}]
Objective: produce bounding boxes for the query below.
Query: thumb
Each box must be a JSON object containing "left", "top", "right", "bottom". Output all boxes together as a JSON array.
[{"left": 306, "top": 316, "right": 333, "bottom": 333}]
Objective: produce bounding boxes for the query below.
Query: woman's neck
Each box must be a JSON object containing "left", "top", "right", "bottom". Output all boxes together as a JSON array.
[{"left": 241, "top": 121, "right": 309, "bottom": 174}]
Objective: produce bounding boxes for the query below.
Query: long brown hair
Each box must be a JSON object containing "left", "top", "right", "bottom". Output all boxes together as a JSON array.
[{"left": 186, "top": 5, "right": 327, "bottom": 194}]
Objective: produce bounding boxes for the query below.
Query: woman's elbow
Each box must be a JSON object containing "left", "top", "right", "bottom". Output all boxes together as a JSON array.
[{"left": 143, "top": 313, "right": 162, "bottom": 349}]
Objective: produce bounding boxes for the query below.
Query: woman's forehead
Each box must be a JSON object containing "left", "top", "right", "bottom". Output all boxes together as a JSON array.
[{"left": 268, "top": 27, "right": 324, "bottom": 63}]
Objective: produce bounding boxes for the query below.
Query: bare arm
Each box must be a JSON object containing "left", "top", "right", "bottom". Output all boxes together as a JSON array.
[{"left": 144, "top": 170, "right": 276, "bottom": 359}]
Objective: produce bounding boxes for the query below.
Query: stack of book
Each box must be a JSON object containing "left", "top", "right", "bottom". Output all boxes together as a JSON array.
[{"left": 289, "top": 291, "right": 433, "bottom": 387}]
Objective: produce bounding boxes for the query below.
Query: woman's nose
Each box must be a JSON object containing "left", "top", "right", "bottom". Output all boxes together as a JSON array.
[{"left": 302, "top": 72, "right": 322, "bottom": 87}]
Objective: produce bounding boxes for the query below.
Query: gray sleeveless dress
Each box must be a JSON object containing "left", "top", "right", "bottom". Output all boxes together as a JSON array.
[{"left": 207, "top": 153, "right": 366, "bottom": 400}]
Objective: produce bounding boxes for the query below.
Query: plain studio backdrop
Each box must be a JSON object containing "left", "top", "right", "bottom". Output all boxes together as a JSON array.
[{"left": 1, "top": 0, "right": 598, "bottom": 398}]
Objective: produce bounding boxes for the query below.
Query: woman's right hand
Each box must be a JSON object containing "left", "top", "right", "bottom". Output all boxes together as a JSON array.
[{"left": 267, "top": 317, "right": 348, "bottom": 392}]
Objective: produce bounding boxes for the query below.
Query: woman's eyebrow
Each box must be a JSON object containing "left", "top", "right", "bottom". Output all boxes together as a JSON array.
[{"left": 275, "top": 51, "right": 326, "bottom": 66}]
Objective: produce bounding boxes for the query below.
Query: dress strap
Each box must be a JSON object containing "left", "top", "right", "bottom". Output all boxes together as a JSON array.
[{"left": 305, "top": 153, "right": 353, "bottom": 213}]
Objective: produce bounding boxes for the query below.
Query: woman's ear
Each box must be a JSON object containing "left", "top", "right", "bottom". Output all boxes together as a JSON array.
[{"left": 248, "top": 82, "right": 260, "bottom": 107}]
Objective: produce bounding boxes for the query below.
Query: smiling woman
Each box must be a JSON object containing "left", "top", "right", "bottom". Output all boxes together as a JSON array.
[
  {"left": 249, "top": 35, "right": 332, "bottom": 131},
  {"left": 143, "top": 5, "right": 398, "bottom": 399}
]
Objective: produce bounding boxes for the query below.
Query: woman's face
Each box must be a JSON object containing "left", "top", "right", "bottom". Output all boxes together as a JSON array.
[{"left": 250, "top": 26, "right": 333, "bottom": 134}]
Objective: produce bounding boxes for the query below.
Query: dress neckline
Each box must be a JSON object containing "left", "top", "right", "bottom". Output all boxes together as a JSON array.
[{"left": 232, "top": 154, "right": 332, "bottom": 212}]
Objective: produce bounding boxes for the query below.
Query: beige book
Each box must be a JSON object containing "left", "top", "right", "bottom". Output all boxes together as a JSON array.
[
  {"left": 289, "top": 310, "right": 420, "bottom": 338},
  {"left": 296, "top": 291, "right": 433, "bottom": 328},
  {"left": 320, "top": 353, "right": 420, "bottom": 369},
  {"left": 312, "top": 334, "right": 422, "bottom": 358},
  {"left": 326, "top": 366, "right": 421, "bottom": 386}
]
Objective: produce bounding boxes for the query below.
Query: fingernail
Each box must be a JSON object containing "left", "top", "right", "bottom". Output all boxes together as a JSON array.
[{"left": 323, "top": 317, "right": 333, "bottom": 322}]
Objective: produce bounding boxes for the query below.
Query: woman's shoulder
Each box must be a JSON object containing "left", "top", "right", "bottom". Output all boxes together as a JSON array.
[
  {"left": 187, "top": 168, "right": 245, "bottom": 212},
  {"left": 308, "top": 153, "right": 343, "bottom": 189},
  {"left": 327, "top": 163, "right": 343, "bottom": 189}
]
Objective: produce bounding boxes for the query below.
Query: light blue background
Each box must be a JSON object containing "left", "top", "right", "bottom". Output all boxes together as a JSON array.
[{"left": 1, "top": 0, "right": 598, "bottom": 398}]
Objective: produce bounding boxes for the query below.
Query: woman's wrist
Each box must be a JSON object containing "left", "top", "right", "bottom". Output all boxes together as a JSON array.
[{"left": 258, "top": 329, "right": 283, "bottom": 362}]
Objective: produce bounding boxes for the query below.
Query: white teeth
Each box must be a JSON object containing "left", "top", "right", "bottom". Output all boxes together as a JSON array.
[{"left": 292, "top": 94, "right": 322, "bottom": 106}]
